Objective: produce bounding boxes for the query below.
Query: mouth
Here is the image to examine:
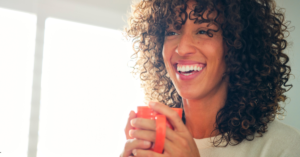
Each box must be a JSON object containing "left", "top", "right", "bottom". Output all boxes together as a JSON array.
[{"left": 174, "top": 63, "right": 206, "bottom": 80}]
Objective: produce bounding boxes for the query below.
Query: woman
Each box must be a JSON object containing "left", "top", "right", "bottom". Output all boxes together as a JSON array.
[{"left": 121, "top": 0, "right": 300, "bottom": 156}]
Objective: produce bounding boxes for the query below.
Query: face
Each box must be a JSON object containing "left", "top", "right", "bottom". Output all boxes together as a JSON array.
[{"left": 162, "top": 1, "right": 227, "bottom": 100}]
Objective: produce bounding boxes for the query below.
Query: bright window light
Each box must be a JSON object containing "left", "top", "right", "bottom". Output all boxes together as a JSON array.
[
  {"left": 38, "top": 18, "right": 144, "bottom": 157},
  {"left": 0, "top": 7, "right": 36, "bottom": 157}
]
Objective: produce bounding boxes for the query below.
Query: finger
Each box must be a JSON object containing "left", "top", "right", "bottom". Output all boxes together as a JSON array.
[
  {"left": 129, "top": 128, "right": 182, "bottom": 156},
  {"left": 164, "top": 128, "right": 199, "bottom": 156},
  {"left": 131, "top": 118, "right": 156, "bottom": 131},
  {"left": 163, "top": 137, "right": 180, "bottom": 156},
  {"left": 148, "top": 101, "right": 186, "bottom": 132},
  {"left": 122, "top": 139, "right": 152, "bottom": 157},
  {"left": 132, "top": 149, "right": 165, "bottom": 157},
  {"left": 165, "top": 126, "right": 185, "bottom": 144},
  {"left": 129, "top": 129, "right": 156, "bottom": 142},
  {"left": 125, "top": 111, "right": 136, "bottom": 139}
]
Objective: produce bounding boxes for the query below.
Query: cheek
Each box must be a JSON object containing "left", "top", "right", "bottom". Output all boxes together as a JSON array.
[
  {"left": 208, "top": 40, "right": 226, "bottom": 61},
  {"left": 214, "top": 49, "right": 227, "bottom": 75},
  {"left": 162, "top": 46, "right": 172, "bottom": 70},
  {"left": 204, "top": 41, "right": 226, "bottom": 74},
  {"left": 162, "top": 47, "right": 167, "bottom": 63}
]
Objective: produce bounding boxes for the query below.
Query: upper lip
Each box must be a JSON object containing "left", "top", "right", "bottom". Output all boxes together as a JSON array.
[{"left": 174, "top": 60, "right": 206, "bottom": 65}]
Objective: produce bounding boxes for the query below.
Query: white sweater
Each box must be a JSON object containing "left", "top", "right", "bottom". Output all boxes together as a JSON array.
[{"left": 194, "top": 119, "right": 300, "bottom": 157}]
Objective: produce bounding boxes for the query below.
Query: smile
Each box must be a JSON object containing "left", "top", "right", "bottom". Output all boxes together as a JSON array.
[{"left": 175, "top": 63, "right": 206, "bottom": 80}]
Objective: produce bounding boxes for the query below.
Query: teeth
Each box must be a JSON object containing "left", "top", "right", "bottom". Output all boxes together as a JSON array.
[{"left": 177, "top": 64, "right": 204, "bottom": 72}]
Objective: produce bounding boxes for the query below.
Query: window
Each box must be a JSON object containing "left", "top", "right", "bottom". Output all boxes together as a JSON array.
[
  {"left": 37, "top": 18, "right": 144, "bottom": 157},
  {"left": 0, "top": 7, "right": 36, "bottom": 157}
]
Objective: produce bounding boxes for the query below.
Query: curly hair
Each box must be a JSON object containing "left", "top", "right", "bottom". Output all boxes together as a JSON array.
[{"left": 125, "top": 0, "right": 292, "bottom": 146}]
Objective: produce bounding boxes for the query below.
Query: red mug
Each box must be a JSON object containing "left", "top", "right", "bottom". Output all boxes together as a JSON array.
[{"left": 136, "top": 106, "right": 183, "bottom": 154}]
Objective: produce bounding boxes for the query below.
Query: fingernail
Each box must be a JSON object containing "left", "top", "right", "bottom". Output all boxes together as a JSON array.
[
  {"left": 129, "top": 129, "right": 134, "bottom": 137},
  {"left": 132, "top": 149, "right": 137, "bottom": 156},
  {"left": 148, "top": 101, "right": 155, "bottom": 107},
  {"left": 130, "top": 119, "right": 136, "bottom": 126},
  {"left": 143, "top": 140, "right": 151, "bottom": 147},
  {"left": 129, "top": 110, "right": 134, "bottom": 117}
]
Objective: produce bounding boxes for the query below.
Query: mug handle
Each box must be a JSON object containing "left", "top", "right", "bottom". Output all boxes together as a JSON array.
[{"left": 151, "top": 115, "right": 166, "bottom": 154}]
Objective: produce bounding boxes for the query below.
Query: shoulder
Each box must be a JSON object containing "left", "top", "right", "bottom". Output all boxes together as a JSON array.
[
  {"left": 208, "top": 120, "right": 300, "bottom": 157},
  {"left": 197, "top": 120, "right": 300, "bottom": 157},
  {"left": 265, "top": 119, "right": 300, "bottom": 144},
  {"left": 240, "top": 119, "right": 300, "bottom": 157},
  {"left": 264, "top": 119, "right": 300, "bottom": 148}
]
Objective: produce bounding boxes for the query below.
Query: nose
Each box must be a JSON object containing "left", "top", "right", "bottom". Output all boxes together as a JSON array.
[{"left": 175, "top": 32, "right": 196, "bottom": 56}]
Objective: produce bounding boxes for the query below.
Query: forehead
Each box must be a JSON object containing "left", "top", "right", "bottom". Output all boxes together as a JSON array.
[
  {"left": 168, "top": 0, "right": 220, "bottom": 30},
  {"left": 187, "top": 1, "right": 218, "bottom": 19}
]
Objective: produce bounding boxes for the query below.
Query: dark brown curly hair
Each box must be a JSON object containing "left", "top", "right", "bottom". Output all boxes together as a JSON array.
[{"left": 125, "top": 0, "right": 292, "bottom": 146}]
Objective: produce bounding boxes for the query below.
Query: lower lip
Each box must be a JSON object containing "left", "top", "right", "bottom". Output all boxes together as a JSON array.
[{"left": 175, "top": 67, "right": 205, "bottom": 80}]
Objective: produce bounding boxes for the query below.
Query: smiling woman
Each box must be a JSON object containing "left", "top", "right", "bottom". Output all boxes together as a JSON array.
[{"left": 121, "top": 0, "right": 300, "bottom": 157}]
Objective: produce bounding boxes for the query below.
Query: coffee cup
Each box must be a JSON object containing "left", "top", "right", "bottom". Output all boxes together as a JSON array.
[{"left": 136, "top": 106, "right": 183, "bottom": 153}]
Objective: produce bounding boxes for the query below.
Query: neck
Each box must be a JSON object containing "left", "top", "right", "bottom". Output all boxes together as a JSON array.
[{"left": 183, "top": 78, "right": 228, "bottom": 139}]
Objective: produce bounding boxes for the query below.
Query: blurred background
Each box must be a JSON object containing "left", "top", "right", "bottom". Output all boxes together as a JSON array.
[{"left": 0, "top": 0, "right": 299, "bottom": 156}]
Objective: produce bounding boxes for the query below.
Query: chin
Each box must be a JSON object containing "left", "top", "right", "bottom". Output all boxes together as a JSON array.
[{"left": 178, "top": 90, "right": 203, "bottom": 100}]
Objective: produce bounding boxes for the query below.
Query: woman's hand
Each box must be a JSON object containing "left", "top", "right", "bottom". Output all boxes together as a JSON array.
[
  {"left": 120, "top": 110, "right": 152, "bottom": 157},
  {"left": 130, "top": 102, "right": 200, "bottom": 157}
]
